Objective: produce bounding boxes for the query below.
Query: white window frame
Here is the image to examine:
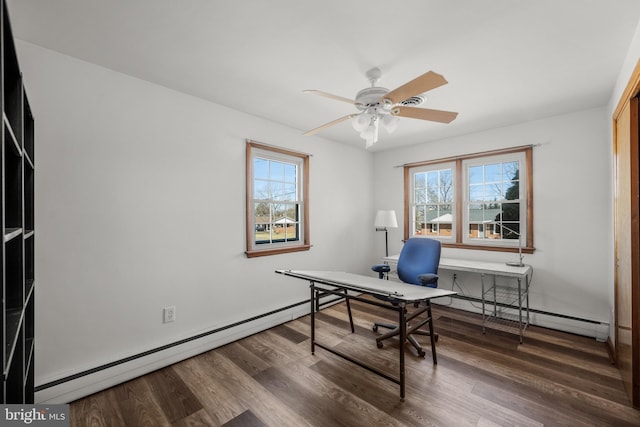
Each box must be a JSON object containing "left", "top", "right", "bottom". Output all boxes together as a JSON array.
[
  {"left": 404, "top": 146, "right": 533, "bottom": 253},
  {"left": 462, "top": 151, "right": 527, "bottom": 248},
  {"left": 409, "top": 162, "right": 456, "bottom": 241},
  {"left": 245, "top": 140, "right": 310, "bottom": 257}
]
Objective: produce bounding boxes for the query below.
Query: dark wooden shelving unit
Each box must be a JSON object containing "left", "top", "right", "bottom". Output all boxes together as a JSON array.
[{"left": 2, "top": 0, "right": 35, "bottom": 403}]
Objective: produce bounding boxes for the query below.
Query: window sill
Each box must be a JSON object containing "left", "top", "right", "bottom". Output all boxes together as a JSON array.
[{"left": 245, "top": 244, "right": 312, "bottom": 258}]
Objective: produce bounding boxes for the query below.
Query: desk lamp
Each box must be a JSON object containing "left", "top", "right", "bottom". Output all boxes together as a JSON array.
[
  {"left": 375, "top": 210, "right": 398, "bottom": 257},
  {"left": 500, "top": 223, "right": 525, "bottom": 267}
]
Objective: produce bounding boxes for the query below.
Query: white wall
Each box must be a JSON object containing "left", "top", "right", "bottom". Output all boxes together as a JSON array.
[
  {"left": 373, "top": 107, "right": 612, "bottom": 338},
  {"left": 19, "top": 20, "right": 635, "bottom": 401},
  {"left": 16, "top": 41, "right": 376, "bottom": 403}
]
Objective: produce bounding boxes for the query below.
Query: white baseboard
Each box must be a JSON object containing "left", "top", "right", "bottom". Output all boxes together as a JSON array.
[
  {"left": 434, "top": 296, "right": 609, "bottom": 341},
  {"left": 36, "top": 294, "right": 608, "bottom": 404},
  {"left": 36, "top": 304, "right": 310, "bottom": 404}
]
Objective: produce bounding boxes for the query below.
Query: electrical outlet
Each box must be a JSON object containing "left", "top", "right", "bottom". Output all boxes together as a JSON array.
[{"left": 163, "top": 306, "right": 176, "bottom": 323}]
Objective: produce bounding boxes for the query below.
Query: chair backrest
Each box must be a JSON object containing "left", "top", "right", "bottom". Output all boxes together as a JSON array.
[{"left": 397, "top": 238, "right": 441, "bottom": 287}]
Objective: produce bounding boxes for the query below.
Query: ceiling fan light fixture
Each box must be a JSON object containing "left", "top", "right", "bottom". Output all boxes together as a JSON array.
[
  {"left": 303, "top": 67, "right": 457, "bottom": 149},
  {"left": 352, "top": 113, "right": 371, "bottom": 132},
  {"left": 360, "top": 125, "right": 375, "bottom": 140},
  {"left": 382, "top": 115, "right": 400, "bottom": 134}
]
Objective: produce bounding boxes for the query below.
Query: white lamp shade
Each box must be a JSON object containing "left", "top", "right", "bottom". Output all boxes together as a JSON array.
[
  {"left": 352, "top": 114, "right": 371, "bottom": 132},
  {"left": 374, "top": 210, "right": 398, "bottom": 228},
  {"left": 381, "top": 115, "right": 399, "bottom": 134}
]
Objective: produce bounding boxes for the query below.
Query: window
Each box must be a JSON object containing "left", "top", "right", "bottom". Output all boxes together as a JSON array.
[
  {"left": 410, "top": 162, "right": 456, "bottom": 239},
  {"left": 246, "top": 140, "right": 310, "bottom": 257},
  {"left": 405, "top": 146, "right": 533, "bottom": 252}
]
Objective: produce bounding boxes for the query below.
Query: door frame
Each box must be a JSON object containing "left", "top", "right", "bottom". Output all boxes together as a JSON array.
[{"left": 612, "top": 58, "right": 640, "bottom": 408}]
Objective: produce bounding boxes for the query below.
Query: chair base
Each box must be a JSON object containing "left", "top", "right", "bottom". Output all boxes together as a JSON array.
[{"left": 372, "top": 301, "right": 438, "bottom": 363}]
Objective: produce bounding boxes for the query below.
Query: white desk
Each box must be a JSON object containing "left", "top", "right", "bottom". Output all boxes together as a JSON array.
[
  {"left": 383, "top": 256, "right": 533, "bottom": 343},
  {"left": 276, "top": 269, "right": 456, "bottom": 399}
]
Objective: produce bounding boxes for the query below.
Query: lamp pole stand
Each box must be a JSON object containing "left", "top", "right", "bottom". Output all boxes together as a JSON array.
[{"left": 376, "top": 226, "right": 389, "bottom": 257}]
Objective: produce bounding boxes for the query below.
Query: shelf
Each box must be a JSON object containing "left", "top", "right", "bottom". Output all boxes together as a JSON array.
[
  {"left": 4, "top": 227, "right": 22, "bottom": 242},
  {"left": 4, "top": 308, "right": 23, "bottom": 376},
  {"left": 483, "top": 284, "right": 529, "bottom": 308},
  {"left": 3, "top": 4, "right": 22, "bottom": 145},
  {"left": 2, "top": 0, "right": 35, "bottom": 403},
  {"left": 3, "top": 115, "right": 20, "bottom": 157},
  {"left": 23, "top": 91, "right": 34, "bottom": 161}
]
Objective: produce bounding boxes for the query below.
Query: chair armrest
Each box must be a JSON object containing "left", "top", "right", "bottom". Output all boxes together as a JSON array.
[
  {"left": 371, "top": 264, "right": 391, "bottom": 273},
  {"left": 417, "top": 273, "right": 438, "bottom": 287}
]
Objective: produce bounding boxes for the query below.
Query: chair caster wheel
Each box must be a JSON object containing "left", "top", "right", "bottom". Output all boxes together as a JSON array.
[
  {"left": 376, "top": 341, "right": 383, "bottom": 349},
  {"left": 418, "top": 350, "right": 426, "bottom": 357},
  {"left": 372, "top": 325, "right": 378, "bottom": 332}
]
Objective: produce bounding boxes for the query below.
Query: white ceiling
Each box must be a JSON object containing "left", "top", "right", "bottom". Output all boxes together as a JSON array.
[{"left": 6, "top": 0, "right": 640, "bottom": 151}]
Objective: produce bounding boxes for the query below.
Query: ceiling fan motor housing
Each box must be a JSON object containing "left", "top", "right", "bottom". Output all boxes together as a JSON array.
[{"left": 355, "top": 86, "right": 390, "bottom": 110}]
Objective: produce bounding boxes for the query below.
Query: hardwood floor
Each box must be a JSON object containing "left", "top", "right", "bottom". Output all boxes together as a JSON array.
[{"left": 70, "top": 298, "right": 640, "bottom": 426}]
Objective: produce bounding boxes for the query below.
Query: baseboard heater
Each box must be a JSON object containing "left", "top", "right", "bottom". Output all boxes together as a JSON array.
[
  {"left": 36, "top": 292, "right": 603, "bottom": 392},
  {"left": 35, "top": 297, "right": 333, "bottom": 392},
  {"left": 450, "top": 294, "right": 605, "bottom": 325}
]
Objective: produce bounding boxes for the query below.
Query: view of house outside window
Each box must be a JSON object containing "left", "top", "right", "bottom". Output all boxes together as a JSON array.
[
  {"left": 253, "top": 157, "right": 300, "bottom": 244},
  {"left": 413, "top": 165, "right": 454, "bottom": 238},
  {"left": 245, "top": 140, "right": 310, "bottom": 257},
  {"left": 466, "top": 159, "right": 521, "bottom": 242},
  {"left": 406, "top": 147, "right": 531, "bottom": 251}
]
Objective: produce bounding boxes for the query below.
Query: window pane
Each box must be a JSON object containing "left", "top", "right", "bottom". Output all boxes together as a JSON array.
[
  {"left": 254, "top": 202, "right": 271, "bottom": 244},
  {"left": 469, "top": 165, "right": 483, "bottom": 184},
  {"left": 484, "top": 183, "right": 502, "bottom": 200},
  {"left": 441, "top": 170, "right": 453, "bottom": 202},
  {"left": 503, "top": 161, "right": 519, "bottom": 180},
  {"left": 253, "top": 180, "right": 269, "bottom": 199},
  {"left": 269, "top": 161, "right": 284, "bottom": 180},
  {"left": 504, "top": 179, "right": 519, "bottom": 200},
  {"left": 484, "top": 163, "right": 501, "bottom": 182},
  {"left": 469, "top": 184, "right": 483, "bottom": 202},
  {"left": 284, "top": 163, "right": 296, "bottom": 183},
  {"left": 501, "top": 202, "right": 520, "bottom": 222},
  {"left": 406, "top": 148, "right": 529, "bottom": 249},
  {"left": 427, "top": 171, "right": 439, "bottom": 189},
  {"left": 254, "top": 158, "right": 269, "bottom": 180}
]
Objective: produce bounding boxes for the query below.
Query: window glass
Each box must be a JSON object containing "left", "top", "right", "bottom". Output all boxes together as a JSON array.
[
  {"left": 246, "top": 141, "right": 310, "bottom": 257},
  {"left": 405, "top": 147, "right": 531, "bottom": 251}
]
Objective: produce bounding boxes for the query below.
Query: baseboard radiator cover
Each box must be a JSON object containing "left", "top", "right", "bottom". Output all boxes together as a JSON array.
[
  {"left": 35, "top": 300, "right": 313, "bottom": 404},
  {"left": 437, "top": 295, "right": 609, "bottom": 341}
]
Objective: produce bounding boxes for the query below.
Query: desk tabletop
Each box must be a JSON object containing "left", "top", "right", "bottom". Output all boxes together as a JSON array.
[
  {"left": 276, "top": 269, "right": 456, "bottom": 302},
  {"left": 382, "top": 256, "right": 532, "bottom": 278}
]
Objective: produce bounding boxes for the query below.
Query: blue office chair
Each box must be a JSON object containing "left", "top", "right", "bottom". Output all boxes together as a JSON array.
[{"left": 371, "top": 237, "right": 441, "bottom": 362}]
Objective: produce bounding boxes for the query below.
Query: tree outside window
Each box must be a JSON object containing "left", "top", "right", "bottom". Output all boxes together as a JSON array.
[{"left": 246, "top": 141, "right": 310, "bottom": 257}]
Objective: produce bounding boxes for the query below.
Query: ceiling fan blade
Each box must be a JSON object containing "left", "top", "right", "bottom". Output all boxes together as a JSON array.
[
  {"left": 383, "top": 71, "right": 448, "bottom": 104},
  {"left": 392, "top": 106, "right": 458, "bottom": 123},
  {"left": 303, "top": 114, "right": 357, "bottom": 136},
  {"left": 303, "top": 90, "right": 356, "bottom": 105}
]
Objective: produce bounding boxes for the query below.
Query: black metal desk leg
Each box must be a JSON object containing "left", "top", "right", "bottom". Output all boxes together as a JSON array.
[
  {"left": 399, "top": 302, "right": 407, "bottom": 399},
  {"left": 310, "top": 282, "right": 315, "bottom": 355},
  {"left": 427, "top": 300, "right": 437, "bottom": 365},
  {"left": 344, "top": 289, "right": 354, "bottom": 333}
]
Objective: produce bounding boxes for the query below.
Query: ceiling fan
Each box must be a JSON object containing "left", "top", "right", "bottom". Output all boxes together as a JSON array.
[{"left": 303, "top": 67, "right": 458, "bottom": 148}]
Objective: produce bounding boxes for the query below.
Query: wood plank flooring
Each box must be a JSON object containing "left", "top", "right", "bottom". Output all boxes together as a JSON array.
[{"left": 70, "top": 298, "right": 640, "bottom": 426}]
